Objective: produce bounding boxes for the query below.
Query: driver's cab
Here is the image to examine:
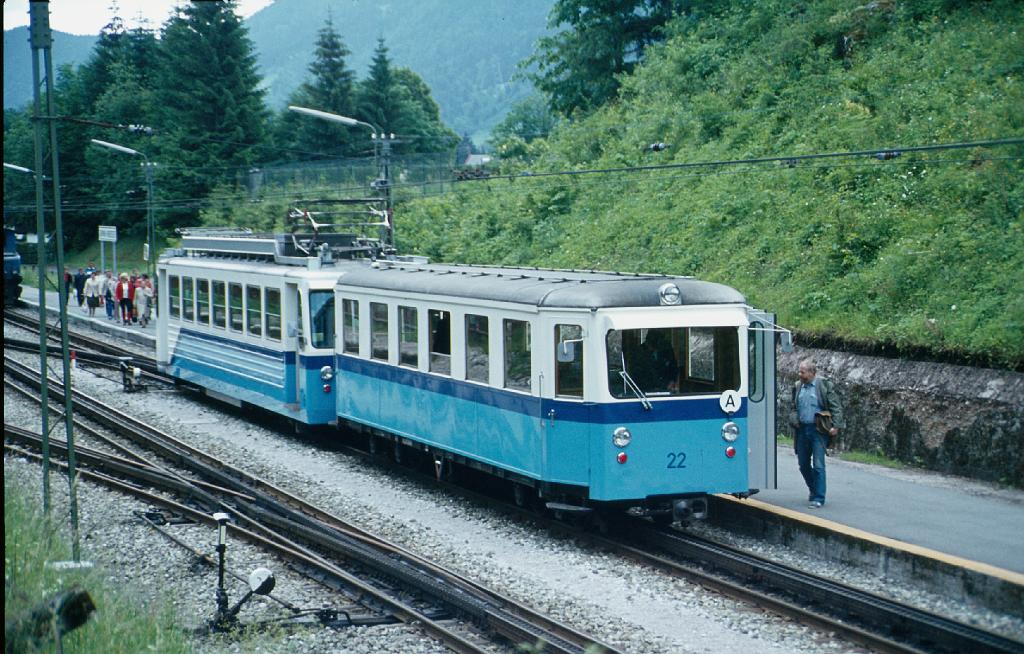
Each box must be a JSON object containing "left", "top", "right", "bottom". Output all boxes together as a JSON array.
[{"left": 285, "top": 274, "right": 338, "bottom": 423}]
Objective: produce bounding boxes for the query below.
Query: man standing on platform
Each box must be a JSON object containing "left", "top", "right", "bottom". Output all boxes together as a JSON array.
[{"left": 790, "top": 358, "right": 844, "bottom": 508}]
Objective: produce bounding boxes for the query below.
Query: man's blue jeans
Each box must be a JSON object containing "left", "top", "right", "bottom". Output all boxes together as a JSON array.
[{"left": 796, "top": 423, "right": 826, "bottom": 504}]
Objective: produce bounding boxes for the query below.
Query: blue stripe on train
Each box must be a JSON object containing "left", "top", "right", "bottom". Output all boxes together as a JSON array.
[
  {"left": 169, "top": 329, "right": 334, "bottom": 423},
  {"left": 335, "top": 354, "right": 746, "bottom": 423}
]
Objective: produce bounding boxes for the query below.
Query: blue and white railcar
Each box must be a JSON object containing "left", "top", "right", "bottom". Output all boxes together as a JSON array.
[
  {"left": 333, "top": 263, "right": 777, "bottom": 514},
  {"left": 4, "top": 226, "right": 23, "bottom": 304},
  {"left": 156, "top": 231, "right": 371, "bottom": 424}
]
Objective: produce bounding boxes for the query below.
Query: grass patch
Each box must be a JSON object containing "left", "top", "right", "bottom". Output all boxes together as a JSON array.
[
  {"left": 4, "top": 473, "right": 191, "bottom": 654},
  {"left": 779, "top": 434, "right": 907, "bottom": 470},
  {"left": 838, "top": 449, "right": 907, "bottom": 470}
]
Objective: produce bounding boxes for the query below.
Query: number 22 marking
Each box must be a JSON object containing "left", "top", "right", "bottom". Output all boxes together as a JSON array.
[{"left": 666, "top": 452, "right": 687, "bottom": 469}]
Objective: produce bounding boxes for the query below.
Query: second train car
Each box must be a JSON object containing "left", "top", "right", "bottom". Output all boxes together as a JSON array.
[{"left": 330, "top": 261, "right": 778, "bottom": 518}]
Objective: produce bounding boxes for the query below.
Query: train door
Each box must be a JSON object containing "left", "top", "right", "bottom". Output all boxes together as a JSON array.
[
  {"left": 746, "top": 309, "right": 777, "bottom": 491},
  {"left": 284, "top": 283, "right": 303, "bottom": 406}
]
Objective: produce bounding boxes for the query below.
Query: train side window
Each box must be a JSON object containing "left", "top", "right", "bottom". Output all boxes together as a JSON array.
[
  {"left": 169, "top": 276, "right": 181, "bottom": 319},
  {"left": 429, "top": 309, "right": 451, "bottom": 375},
  {"left": 342, "top": 299, "right": 359, "bottom": 354},
  {"left": 370, "top": 302, "right": 389, "bottom": 360},
  {"left": 503, "top": 319, "right": 532, "bottom": 393},
  {"left": 196, "top": 279, "right": 211, "bottom": 325},
  {"left": 182, "top": 276, "right": 195, "bottom": 322},
  {"left": 555, "top": 324, "right": 584, "bottom": 398},
  {"left": 212, "top": 281, "right": 226, "bottom": 329},
  {"left": 246, "top": 285, "right": 262, "bottom": 337},
  {"left": 399, "top": 306, "right": 418, "bottom": 367},
  {"left": 228, "top": 283, "right": 243, "bottom": 332},
  {"left": 465, "top": 314, "right": 489, "bottom": 383},
  {"left": 265, "top": 288, "right": 281, "bottom": 341},
  {"left": 309, "top": 291, "right": 334, "bottom": 349}
]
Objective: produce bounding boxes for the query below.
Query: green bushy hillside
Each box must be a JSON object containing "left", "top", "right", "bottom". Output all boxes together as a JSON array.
[{"left": 397, "top": 0, "right": 1024, "bottom": 367}]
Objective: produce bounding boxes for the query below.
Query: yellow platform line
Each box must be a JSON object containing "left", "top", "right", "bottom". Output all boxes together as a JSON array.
[{"left": 717, "top": 494, "right": 1024, "bottom": 586}]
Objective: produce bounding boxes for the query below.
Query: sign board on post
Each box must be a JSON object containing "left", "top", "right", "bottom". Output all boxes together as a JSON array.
[
  {"left": 143, "top": 243, "right": 150, "bottom": 262},
  {"left": 98, "top": 225, "right": 117, "bottom": 242}
]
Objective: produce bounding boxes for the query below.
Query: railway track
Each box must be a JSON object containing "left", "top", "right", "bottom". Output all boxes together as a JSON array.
[
  {"left": 357, "top": 447, "right": 1024, "bottom": 654},
  {"left": 6, "top": 310, "right": 1022, "bottom": 654},
  {"left": 3, "top": 354, "right": 620, "bottom": 654},
  {"left": 5, "top": 307, "right": 157, "bottom": 363}
]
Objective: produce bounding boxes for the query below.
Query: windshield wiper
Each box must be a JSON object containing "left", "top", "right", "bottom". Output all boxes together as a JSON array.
[{"left": 619, "top": 369, "right": 652, "bottom": 411}]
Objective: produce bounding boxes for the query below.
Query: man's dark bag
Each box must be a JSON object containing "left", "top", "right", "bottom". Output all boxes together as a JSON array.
[{"left": 815, "top": 411, "right": 834, "bottom": 446}]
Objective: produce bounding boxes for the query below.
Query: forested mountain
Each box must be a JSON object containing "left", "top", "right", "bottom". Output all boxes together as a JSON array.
[
  {"left": 398, "top": 0, "right": 1024, "bottom": 367},
  {"left": 246, "top": 0, "right": 551, "bottom": 138},
  {"left": 4, "top": 0, "right": 552, "bottom": 138},
  {"left": 3, "top": 27, "right": 96, "bottom": 109}
]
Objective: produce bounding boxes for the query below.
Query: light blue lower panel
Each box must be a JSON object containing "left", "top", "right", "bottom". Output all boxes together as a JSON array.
[
  {"left": 588, "top": 418, "right": 748, "bottom": 501},
  {"left": 335, "top": 356, "right": 751, "bottom": 502},
  {"left": 168, "top": 330, "right": 334, "bottom": 424},
  {"left": 337, "top": 367, "right": 591, "bottom": 484}
]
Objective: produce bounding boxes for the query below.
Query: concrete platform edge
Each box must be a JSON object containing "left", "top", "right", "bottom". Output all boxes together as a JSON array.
[
  {"left": 19, "top": 292, "right": 156, "bottom": 348},
  {"left": 708, "top": 494, "right": 1024, "bottom": 618}
]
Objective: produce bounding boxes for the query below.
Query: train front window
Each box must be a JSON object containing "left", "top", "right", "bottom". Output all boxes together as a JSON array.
[
  {"left": 309, "top": 290, "right": 334, "bottom": 349},
  {"left": 606, "top": 327, "right": 739, "bottom": 398}
]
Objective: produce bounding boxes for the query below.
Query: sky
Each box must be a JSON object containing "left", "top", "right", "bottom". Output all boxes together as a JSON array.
[{"left": 4, "top": 0, "right": 275, "bottom": 36}]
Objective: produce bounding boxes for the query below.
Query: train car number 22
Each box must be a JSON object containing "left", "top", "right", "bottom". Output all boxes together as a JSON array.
[{"left": 666, "top": 451, "right": 687, "bottom": 469}]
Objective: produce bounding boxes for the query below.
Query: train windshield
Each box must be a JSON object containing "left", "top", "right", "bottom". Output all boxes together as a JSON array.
[
  {"left": 606, "top": 327, "right": 740, "bottom": 398},
  {"left": 308, "top": 290, "right": 335, "bottom": 349}
]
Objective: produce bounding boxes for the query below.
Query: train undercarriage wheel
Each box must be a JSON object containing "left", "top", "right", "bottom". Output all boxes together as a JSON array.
[
  {"left": 512, "top": 483, "right": 534, "bottom": 509},
  {"left": 368, "top": 435, "right": 382, "bottom": 458}
]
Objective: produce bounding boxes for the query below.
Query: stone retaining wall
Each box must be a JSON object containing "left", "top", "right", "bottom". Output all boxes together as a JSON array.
[{"left": 777, "top": 346, "right": 1024, "bottom": 488}]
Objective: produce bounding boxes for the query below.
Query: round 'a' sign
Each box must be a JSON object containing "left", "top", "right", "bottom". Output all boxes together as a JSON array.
[{"left": 719, "top": 389, "right": 741, "bottom": 415}]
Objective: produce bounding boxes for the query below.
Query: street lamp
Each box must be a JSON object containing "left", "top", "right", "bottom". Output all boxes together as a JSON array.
[
  {"left": 90, "top": 139, "right": 156, "bottom": 278},
  {"left": 288, "top": 105, "right": 396, "bottom": 249}
]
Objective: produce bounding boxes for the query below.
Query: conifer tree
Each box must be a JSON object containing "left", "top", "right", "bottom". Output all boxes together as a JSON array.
[
  {"left": 357, "top": 38, "right": 400, "bottom": 134},
  {"left": 524, "top": 0, "right": 680, "bottom": 116},
  {"left": 153, "top": 0, "right": 268, "bottom": 223},
  {"left": 279, "top": 16, "right": 359, "bottom": 159}
]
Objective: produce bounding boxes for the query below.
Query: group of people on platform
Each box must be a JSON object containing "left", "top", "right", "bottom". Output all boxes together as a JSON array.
[{"left": 66, "top": 263, "right": 155, "bottom": 327}]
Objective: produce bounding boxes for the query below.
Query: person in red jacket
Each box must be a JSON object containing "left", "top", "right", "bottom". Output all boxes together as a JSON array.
[{"left": 114, "top": 273, "right": 135, "bottom": 325}]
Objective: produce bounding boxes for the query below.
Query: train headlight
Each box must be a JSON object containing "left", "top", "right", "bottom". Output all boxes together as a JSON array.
[
  {"left": 658, "top": 282, "right": 682, "bottom": 306},
  {"left": 612, "top": 426, "right": 632, "bottom": 448},
  {"left": 721, "top": 421, "right": 740, "bottom": 442},
  {"left": 320, "top": 365, "right": 334, "bottom": 381}
]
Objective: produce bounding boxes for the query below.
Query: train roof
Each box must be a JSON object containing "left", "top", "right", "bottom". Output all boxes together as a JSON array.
[{"left": 336, "top": 262, "right": 745, "bottom": 309}]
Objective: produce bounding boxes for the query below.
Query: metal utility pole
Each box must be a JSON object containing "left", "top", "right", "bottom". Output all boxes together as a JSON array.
[
  {"left": 29, "top": 0, "right": 81, "bottom": 559},
  {"left": 374, "top": 132, "right": 396, "bottom": 250},
  {"left": 90, "top": 139, "right": 156, "bottom": 279}
]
